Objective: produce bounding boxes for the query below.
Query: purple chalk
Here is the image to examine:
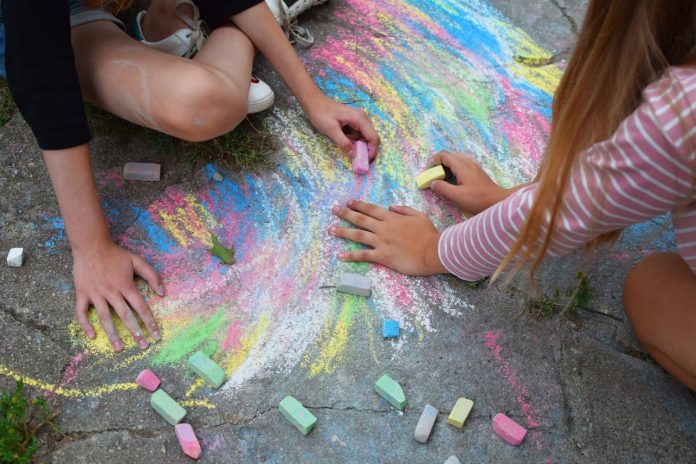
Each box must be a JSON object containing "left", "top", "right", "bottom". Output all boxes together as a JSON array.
[
  {"left": 492, "top": 412, "right": 527, "bottom": 446},
  {"left": 352, "top": 140, "right": 369, "bottom": 175},
  {"left": 123, "top": 162, "right": 161, "bottom": 182},
  {"left": 175, "top": 423, "right": 202, "bottom": 459}
]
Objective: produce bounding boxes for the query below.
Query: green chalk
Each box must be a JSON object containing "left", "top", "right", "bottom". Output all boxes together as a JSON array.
[
  {"left": 374, "top": 374, "right": 406, "bottom": 410},
  {"left": 279, "top": 396, "right": 317, "bottom": 435},
  {"left": 188, "top": 351, "right": 226, "bottom": 388},
  {"left": 150, "top": 389, "right": 186, "bottom": 425}
]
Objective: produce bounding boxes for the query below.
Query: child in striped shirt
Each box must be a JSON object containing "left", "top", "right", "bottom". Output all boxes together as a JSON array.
[{"left": 330, "top": 0, "right": 696, "bottom": 390}]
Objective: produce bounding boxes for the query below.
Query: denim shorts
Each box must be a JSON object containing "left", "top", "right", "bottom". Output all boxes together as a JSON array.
[{"left": 0, "top": 1, "right": 123, "bottom": 77}]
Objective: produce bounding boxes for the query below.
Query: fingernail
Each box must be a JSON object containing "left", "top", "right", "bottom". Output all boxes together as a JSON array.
[
  {"left": 332, "top": 205, "right": 340, "bottom": 214},
  {"left": 337, "top": 252, "right": 345, "bottom": 260},
  {"left": 347, "top": 199, "right": 354, "bottom": 207},
  {"left": 152, "top": 330, "right": 161, "bottom": 341},
  {"left": 329, "top": 226, "right": 336, "bottom": 235},
  {"left": 88, "top": 331, "right": 96, "bottom": 340},
  {"left": 113, "top": 340, "right": 123, "bottom": 352},
  {"left": 155, "top": 286, "right": 165, "bottom": 297},
  {"left": 348, "top": 148, "right": 355, "bottom": 157},
  {"left": 138, "top": 338, "right": 149, "bottom": 350}
]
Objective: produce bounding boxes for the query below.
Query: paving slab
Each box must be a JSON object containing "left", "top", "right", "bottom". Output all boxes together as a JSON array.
[{"left": 1, "top": 1, "right": 694, "bottom": 463}]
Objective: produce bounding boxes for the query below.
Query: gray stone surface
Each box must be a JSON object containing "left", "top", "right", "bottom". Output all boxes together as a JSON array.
[{"left": 1, "top": 1, "right": 694, "bottom": 463}]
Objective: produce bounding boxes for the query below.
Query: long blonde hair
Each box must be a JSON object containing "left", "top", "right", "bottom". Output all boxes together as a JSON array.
[
  {"left": 83, "top": 0, "right": 134, "bottom": 13},
  {"left": 496, "top": 0, "right": 696, "bottom": 281}
]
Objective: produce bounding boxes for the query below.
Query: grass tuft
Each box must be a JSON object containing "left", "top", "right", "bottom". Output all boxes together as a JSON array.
[{"left": 0, "top": 78, "right": 17, "bottom": 128}]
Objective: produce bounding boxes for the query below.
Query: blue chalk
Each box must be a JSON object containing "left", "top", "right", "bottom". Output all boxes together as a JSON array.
[{"left": 382, "top": 320, "right": 400, "bottom": 339}]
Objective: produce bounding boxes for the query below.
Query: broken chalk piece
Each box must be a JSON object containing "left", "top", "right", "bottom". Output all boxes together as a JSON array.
[
  {"left": 188, "top": 351, "right": 226, "bottom": 388},
  {"left": 444, "top": 456, "right": 462, "bottom": 464},
  {"left": 415, "top": 165, "right": 446, "bottom": 189},
  {"left": 135, "top": 369, "right": 160, "bottom": 392},
  {"left": 279, "top": 396, "right": 317, "bottom": 436},
  {"left": 382, "top": 319, "right": 400, "bottom": 339},
  {"left": 447, "top": 397, "right": 474, "bottom": 429},
  {"left": 414, "top": 404, "right": 438, "bottom": 443},
  {"left": 7, "top": 248, "right": 24, "bottom": 267},
  {"left": 336, "top": 272, "right": 371, "bottom": 297},
  {"left": 175, "top": 423, "right": 202, "bottom": 460},
  {"left": 352, "top": 140, "right": 369, "bottom": 175},
  {"left": 123, "top": 162, "right": 161, "bottom": 182},
  {"left": 493, "top": 412, "right": 527, "bottom": 446},
  {"left": 212, "top": 171, "right": 224, "bottom": 182},
  {"left": 374, "top": 374, "right": 406, "bottom": 410},
  {"left": 150, "top": 389, "right": 186, "bottom": 425}
]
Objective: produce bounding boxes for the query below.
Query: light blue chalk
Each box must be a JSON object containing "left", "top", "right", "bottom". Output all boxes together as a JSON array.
[{"left": 382, "top": 319, "right": 400, "bottom": 339}]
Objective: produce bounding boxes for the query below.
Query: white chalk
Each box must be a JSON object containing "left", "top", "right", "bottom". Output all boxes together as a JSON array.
[
  {"left": 414, "top": 404, "right": 438, "bottom": 443},
  {"left": 123, "top": 162, "right": 161, "bottom": 182},
  {"left": 444, "top": 456, "right": 461, "bottom": 464},
  {"left": 336, "top": 272, "right": 371, "bottom": 297},
  {"left": 212, "top": 171, "right": 224, "bottom": 182},
  {"left": 7, "top": 248, "right": 24, "bottom": 267}
]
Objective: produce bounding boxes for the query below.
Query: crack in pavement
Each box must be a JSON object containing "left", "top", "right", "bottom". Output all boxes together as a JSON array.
[{"left": 549, "top": 0, "right": 579, "bottom": 34}]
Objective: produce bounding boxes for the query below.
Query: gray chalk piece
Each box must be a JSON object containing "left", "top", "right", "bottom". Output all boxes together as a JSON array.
[
  {"left": 414, "top": 404, "right": 438, "bottom": 443},
  {"left": 444, "top": 456, "right": 461, "bottom": 464},
  {"left": 336, "top": 272, "right": 372, "bottom": 297},
  {"left": 123, "top": 162, "right": 161, "bottom": 182}
]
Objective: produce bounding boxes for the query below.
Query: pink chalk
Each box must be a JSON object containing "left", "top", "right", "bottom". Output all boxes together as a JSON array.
[
  {"left": 493, "top": 412, "right": 527, "bottom": 446},
  {"left": 135, "top": 369, "right": 160, "bottom": 392},
  {"left": 352, "top": 140, "right": 369, "bottom": 175},
  {"left": 175, "top": 423, "right": 202, "bottom": 460}
]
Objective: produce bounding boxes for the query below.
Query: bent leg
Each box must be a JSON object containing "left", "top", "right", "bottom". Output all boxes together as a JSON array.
[
  {"left": 623, "top": 252, "right": 696, "bottom": 390},
  {"left": 70, "top": 20, "right": 254, "bottom": 141}
]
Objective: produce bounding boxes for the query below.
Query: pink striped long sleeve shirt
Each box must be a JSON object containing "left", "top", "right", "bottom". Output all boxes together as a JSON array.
[{"left": 438, "top": 66, "right": 696, "bottom": 281}]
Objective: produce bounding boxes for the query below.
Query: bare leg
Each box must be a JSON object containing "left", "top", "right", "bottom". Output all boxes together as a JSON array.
[
  {"left": 70, "top": 21, "right": 254, "bottom": 141},
  {"left": 623, "top": 252, "right": 696, "bottom": 390}
]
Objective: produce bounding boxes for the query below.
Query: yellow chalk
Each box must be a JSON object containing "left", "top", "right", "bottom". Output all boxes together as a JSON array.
[
  {"left": 415, "top": 165, "right": 446, "bottom": 189},
  {"left": 447, "top": 397, "right": 474, "bottom": 428}
]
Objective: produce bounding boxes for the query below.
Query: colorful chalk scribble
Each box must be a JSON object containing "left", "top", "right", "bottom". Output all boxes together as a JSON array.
[{"left": 7, "top": 0, "right": 670, "bottom": 443}]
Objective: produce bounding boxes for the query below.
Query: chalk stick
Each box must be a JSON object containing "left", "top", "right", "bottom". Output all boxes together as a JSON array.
[
  {"left": 414, "top": 404, "right": 438, "bottom": 443},
  {"left": 382, "top": 319, "right": 400, "bottom": 339},
  {"left": 188, "top": 351, "right": 225, "bottom": 388},
  {"left": 212, "top": 171, "right": 224, "bottom": 182},
  {"left": 336, "top": 272, "right": 371, "bottom": 297},
  {"left": 492, "top": 412, "right": 527, "bottom": 446},
  {"left": 135, "top": 369, "right": 160, "bottom": 392},
  {"left": 444, "top": 456, "right": 461, "bottom": 464},
  {"left": 150, "top": 389, "right": 186, "bottom": 425},
  {"left": 415, "top": 165, "right": 446, "bottom": 189},
  {"left": 175, "top": 423, "right": 202, "bottom": 460},
  {"left": 7, "top": 248, "right": 24, "bottom": 267},
  {"left": 123, "top": 162, "right": 161, "bottom": 182},
  {"left": 279, "top": 396, "right": 317, "bottom": 435},
  {"left": 374, "top": 374, "right": 406, "bottom": 410},
  {"left": 447, "top": 397, "right": 474, "bottom": 428},
  {"left": 352, "top": 140, "right": 369, "bottom": 175}
]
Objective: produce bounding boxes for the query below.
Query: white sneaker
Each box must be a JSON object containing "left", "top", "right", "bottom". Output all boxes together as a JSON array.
[
  {"left": 265, "top": 0, "right": 329, "bottom": 47},
  {"left": 248, "top": 76, "right": 274, "bottom": 114},
  {"left": 134, "top": 0, "right": 206, "bottom": 58}
]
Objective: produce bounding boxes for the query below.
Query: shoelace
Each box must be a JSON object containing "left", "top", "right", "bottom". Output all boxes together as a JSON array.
[
  {"left": 273, "top": 0, "right": 330, "bottom": 48},
  {"left": 174, "top": 0, "right": 207, "bottom": 58}
]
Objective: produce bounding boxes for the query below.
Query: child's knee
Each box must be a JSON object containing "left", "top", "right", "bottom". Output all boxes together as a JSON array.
[{"left": 161, "top": 67, "right": 248, "bottom": 141}]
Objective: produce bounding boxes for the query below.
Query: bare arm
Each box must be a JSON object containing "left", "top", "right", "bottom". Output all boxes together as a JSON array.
[
  {"left": 231, "top": 3, "right": 380, "bottom": 156},
  {"left": 44, "top": 145, "right": 163, "bottom": 350}
]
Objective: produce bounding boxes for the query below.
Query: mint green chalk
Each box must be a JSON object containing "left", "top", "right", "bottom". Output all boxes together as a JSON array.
[
  {"left": 375, "top": 374, "right": 406, "bottom": 410},
  {"left": 279, "top": 396, "right": 317, "bottom": 435},
  {"left": 188, "top": 351, "right": 225, "bottom": 388},
  {"left": 150, "top": 389, "right": 186, "bottom": 425}
]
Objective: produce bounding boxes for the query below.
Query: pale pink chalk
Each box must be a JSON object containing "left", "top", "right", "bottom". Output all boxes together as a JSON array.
[
  {"left": 123, "top": 162, "right": 161, "bottom": 181},
  {"left": 493, "top": 412, "right": 527, "bottom": 446},
  {"left": 135, "top": 369, "right": 160, "bottom": 392},
  {"left": 352, "top": 140, "right": 369, "bottom": 175},
  {"left": 175, "top": 423, "right": 202, "bottom": 460}
]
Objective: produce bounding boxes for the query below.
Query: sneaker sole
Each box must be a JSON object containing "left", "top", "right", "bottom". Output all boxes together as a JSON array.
[{"left": 248, "top": 93, "right": 275, "bottom": 114}]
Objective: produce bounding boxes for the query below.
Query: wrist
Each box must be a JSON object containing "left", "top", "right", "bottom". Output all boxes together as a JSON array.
[
  {"left": 71, "top": 230, "right": 113, "bottom": 258},
  {"left": 423, "top": 232, "right": 447, "bottom": 275}
]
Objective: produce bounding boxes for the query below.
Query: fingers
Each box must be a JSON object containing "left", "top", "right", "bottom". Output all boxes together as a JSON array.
[
  {"left": 124, "top": 289, "right": 161, "bottom": 342},
  {"left": 93, "top": 298, "right": 123, "bottom": 352},
  {"left": 325, "top": 120, "right": 355, "bottom": 155},
  {"left": 347, "top": 199, "right": 389, "bottom": 220},
  {"left": 429, "top": 180, "right": 462, "bottom": 204},
  {"left": 75, "top": 293, "right": 95, "bottom": 340},
  {"left": 389, "top": 205, "right": 422, "bottom": 216},
  {"left": 109, "top": 295, "right": 149, "bottom": 350},
  {"left": 337, "top": 248, "right": 379, "bottom": 263},
  {"left": 329, "top": 225, "right": 379, "bottom": 247},
  {"left": 332, "top": 204, "right": 380, "bottom": 231},
  {"left": 132, "top": 255, "right": 165, "bottom": 297},
  {"left": 343, "top": 110, "right": 380, "bottom": 160}
]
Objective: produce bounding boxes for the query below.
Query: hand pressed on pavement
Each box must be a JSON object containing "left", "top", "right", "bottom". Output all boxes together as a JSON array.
[{"left": 329, "top": 200, "right": 447, "bottom": 276}]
